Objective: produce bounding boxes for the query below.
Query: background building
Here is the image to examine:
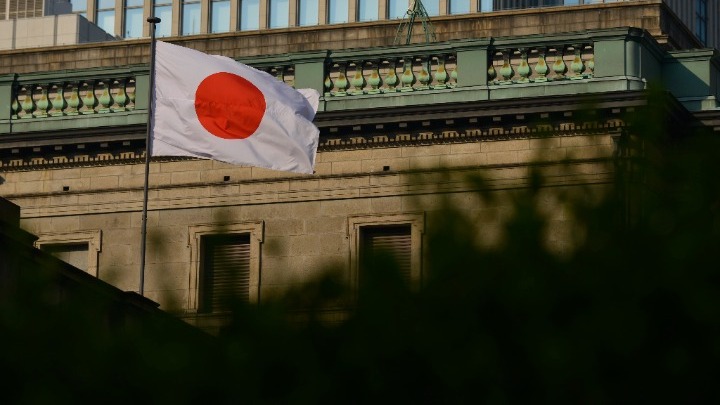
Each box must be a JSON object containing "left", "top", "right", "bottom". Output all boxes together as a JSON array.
[{"left": 3, "top": 0, "right": 712, "bottom": 50}]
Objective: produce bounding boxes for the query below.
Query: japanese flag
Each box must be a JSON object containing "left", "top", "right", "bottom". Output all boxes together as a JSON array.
[{"left": 150, "top": 41, "right": 320, "bottom": 174}]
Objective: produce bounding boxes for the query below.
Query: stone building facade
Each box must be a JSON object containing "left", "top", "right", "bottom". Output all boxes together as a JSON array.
[{"left": 1, "top": 3, "right": 719, "bottom": 332}]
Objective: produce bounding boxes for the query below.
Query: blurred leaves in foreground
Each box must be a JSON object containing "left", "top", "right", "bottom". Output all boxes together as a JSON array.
[{"left": 3, "top": 93, "right": 720, "bottom": 404}]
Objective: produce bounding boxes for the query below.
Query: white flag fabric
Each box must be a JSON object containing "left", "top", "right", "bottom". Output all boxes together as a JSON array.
[{"left": 150, "top": 41, "right": 320, "bottom": 174}]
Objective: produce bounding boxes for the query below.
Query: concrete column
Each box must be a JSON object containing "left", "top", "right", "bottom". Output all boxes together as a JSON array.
[
  {"left": 0, "top": 73, "right": 17, "bottom": 135},
  {"left": 289, "top": 0, "right": 298, "bottom": 26},
  {"left": 454, "top": 39, "right": 490, "bottom": 87},
  {"left": 378, "top": 0, "right": 386, "bottom": 19},
  {"left": 292, "top": 51, "right": 330, "bottom": 101},
  {"left": 318, "top": 0, "right": 327, "bottom": 24},
  {"left": 229, "top": 0, "right": 239, "bottom": 29},
  {"left": 438, "top": 0, "right": 447, "bottom": 15},
  {"left": 114, "top": 0, "right": 123, "bottom": 37},
  {"left": 172, "top": 0, "right": 181, "bottom": 36},
  {"left": 259, "top": 0, "right": 268, "bottom": 28},
  {"left": 348, "top": 0, "right": 356, "bottom": 22},
  {"left": 143, "top": 0, "right": 152, "bottom": 37},
  {"left": 200, "top": 0, "right": 210, "bottom": 33},
  {"left": 87, "top": 0, "right": 97, "bottom": 24}
]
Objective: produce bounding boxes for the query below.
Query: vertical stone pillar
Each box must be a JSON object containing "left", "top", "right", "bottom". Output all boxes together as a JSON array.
[
  {"left": 453, "top": 38, "right": 491, "bottom": 87},
  {"left": 292, "top": 50, "right": 331, "bottom": 111},
  {"left": 132, "top": 66, "right": 150, "bottom": 112},
  {"left": 0, "top": 73, "right": 17, "bottom": 134}
]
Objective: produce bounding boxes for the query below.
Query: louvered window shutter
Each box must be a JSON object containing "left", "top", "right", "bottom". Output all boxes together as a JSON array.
[
  {"left": 200, "top": 234, "right": 251, "bottom": 313},
  {"left": 361, "top": 225, "right": 412, "bottom": 283}
]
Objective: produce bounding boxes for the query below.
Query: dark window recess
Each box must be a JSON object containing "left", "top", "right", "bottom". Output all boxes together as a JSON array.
[
  {"left": 42, "top": 242, "right": 89, "bottom": 272},
  {"left": 199, "top": 234, "right": 251, "bottom": 313},
  {"left": 360, "top": 225, "right": 412, "bottom": 284}
]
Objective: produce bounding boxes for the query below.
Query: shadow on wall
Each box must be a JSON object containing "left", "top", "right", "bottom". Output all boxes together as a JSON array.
[{"left": 2, "top": 88, "right": 720, "bottom": 403}]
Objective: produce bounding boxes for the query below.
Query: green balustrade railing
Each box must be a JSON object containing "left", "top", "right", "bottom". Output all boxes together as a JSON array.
[{"left": 2, "top": 27, "right": 717, "bottom": 134}]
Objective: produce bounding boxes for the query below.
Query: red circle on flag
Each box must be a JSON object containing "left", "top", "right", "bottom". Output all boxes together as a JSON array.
[{"left": 194, "top": 72, "right": 266, "bottom": 139}]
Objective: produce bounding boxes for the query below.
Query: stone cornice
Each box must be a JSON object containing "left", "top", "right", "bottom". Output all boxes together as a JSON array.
[{"left": 0, "top": 91, "right": 643, "bottom": 171}]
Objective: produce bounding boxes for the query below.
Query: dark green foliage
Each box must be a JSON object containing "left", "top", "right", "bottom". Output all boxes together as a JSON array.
[{"left": 3, "top": 94, "right": 720, "bottom": 403}]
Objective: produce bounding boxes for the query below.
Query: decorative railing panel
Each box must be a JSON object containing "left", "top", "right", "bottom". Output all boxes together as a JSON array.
[
  {"left": 488, "top": 43, "right": 594, "bottom": 84},
  {"left": 323, "top": 54, "right": 458, "bottom": 97},
  {"left": 11, "top": 78, "right": 136, "bottom": 119},
  {"left": 262, "top": 66, "right": 296, "bottom": 88}
]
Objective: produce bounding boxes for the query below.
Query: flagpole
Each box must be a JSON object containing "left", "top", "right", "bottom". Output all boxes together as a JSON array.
[{"left": 139, "top": 16, "right": 161, "bottom": 296}]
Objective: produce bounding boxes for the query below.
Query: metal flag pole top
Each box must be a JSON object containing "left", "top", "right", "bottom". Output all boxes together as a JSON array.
[{"left": 139, "top": 16, "right": 161, "bottom": 296}]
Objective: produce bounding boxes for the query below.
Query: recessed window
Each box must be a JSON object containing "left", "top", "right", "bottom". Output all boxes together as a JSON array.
[
  {"left": 298, "top": 0, "right": 319, "bottom": 25},
  {"left": 155, "top": 0, "right": 173, "bottom": 37},
  {"left": 188, "top": 222, "right": 263, "bottom": 313},
  {"left": 240, "top": 0, "right": 261, "bottom": 30},
  {"left": 35, "top": 230, "right": 102, "bottom": 277},
  {"left": 71, "top": 0, "right": 88, "bottom": 17},
  {"left": 124, "top": 0, "right": 144, "bottom": 38},
  {"left": 42, "top": 243, "right": 90, "bottom": 272},
  {"left": 96, "top": 0, "right": 116, "bottom": 36},
  {"left": 423, "top": 0, "right": 439, "bottom": 16},
  {"left": 269, "top": 0, "right": 290, "bottom": 28},
  {"left": 199, "top": 234, "right": 251, "bottom": 313},
  {"left": 388, "top": 0, "right": 406, "bottom": 19},
  {"left": 328, "top": 0, "right": 348, "bottom": 24},
  {"left": 449, "top": 0, "right": 470, "bottom": 15},
  {"left": 211, "top": 0, "right": 232, "bottom": 32},
  {"left": 360, "top": 225, "right": 412, "bottom": 285},
  {"left": 357, "top": 0, "right": 378, "bottom": 21},
  {"left": 696, "top": 0, "right": 707, "bottom": 46},
  {"left": 348, "top": 213, "right": 424, "bottom": 291},
  {"left": 182, "top": 0, "right": 202, "bottom": 35}
]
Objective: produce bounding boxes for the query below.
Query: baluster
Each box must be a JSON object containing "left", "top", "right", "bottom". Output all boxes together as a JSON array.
[
  {"left": 367, "top": 60, "right": 382, "bottom": 94},
  {"left": 20, "top": 86, "right": 34, "bottom": 119},
  {"left": 49, "top": 84, "right": 67, "bottom": 116},
  {"left": 324, "top": 71, "right": 334, "bottom": 97},
  {"left": 534, "top": 48, "right": 549, "bottom": 82},
  {"left": 65, "top": 82, "right": 80, "bottom": 115},
  {"left": 334, "top": 63, "right": 348, "bottom": 96},
  {"left": 585, "top": 45, "right": 595, "bottom": 78},
  {"left": 275, "top": 66, "right": 285, "bottom": 83},
  {"left": 81, "top": 81, "right": 97, "bottom": 114},
  {"left": 450, "top": 65, "right": 458, "bottom": 87},
  {"left": 570, "top": 45, "right": 585, "bottom": 80},
  {"left": 487, "top": 54, "right": 497, "bottom": 84},
  {"left": 97, "top": 80, "right": 113, "bottom": 113},
  {"left": 434, "top": 55, "right": 449, "bottom": 89},
  {"left": 499, "top": 49, "right": 514, "bottom": 85},
  {"left": 384, "top": 59, "right": 399, "bottom": 92},
  {"left": 126, "top": 79, "right": 136, "bottom": 110},
  {"left": 349, "top": 61, "right": 366, "bottom": 95},
  {"left": 400, "top": 56, "right": 416, "bottom": 92},
  {"left": 552, "top": 46, "right": 567, "bottom": 80},
  {"left": 416, "top": 56, "right": 431, "bottom": 90},
  {"left": 10, "top": 88, "right": 20, "bottom": 119},
  {"left": 114, "top": 79, "right": 128, "bottom": 112},
  {"left": 32, "top": 85, "right": 49, "bottom": 118},
  {"left": 33, "top": 85, "right": 49, "bottom": 118},
  {"left": 517, "top": 49, "right": 531, "bottom": 83}
]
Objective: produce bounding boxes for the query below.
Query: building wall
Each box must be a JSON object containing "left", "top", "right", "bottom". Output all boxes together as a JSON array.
[
  {"left": 0, "top": 14, "right": 116, "bottom": 49},
  {"left": 24, "top": 0, "right": 713, "bottom": 51},
  {"left": 2, "top": 134, "right": 616, "bottom": 320},
  {"left": 0, "top": 2, "right": 701, "bottom": 74},
  {"left": 665, "top": 0, "right": 719, "bottom": 48},
  {"left": 2, "top": 0, "right": 715, "bottom": 50}
]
